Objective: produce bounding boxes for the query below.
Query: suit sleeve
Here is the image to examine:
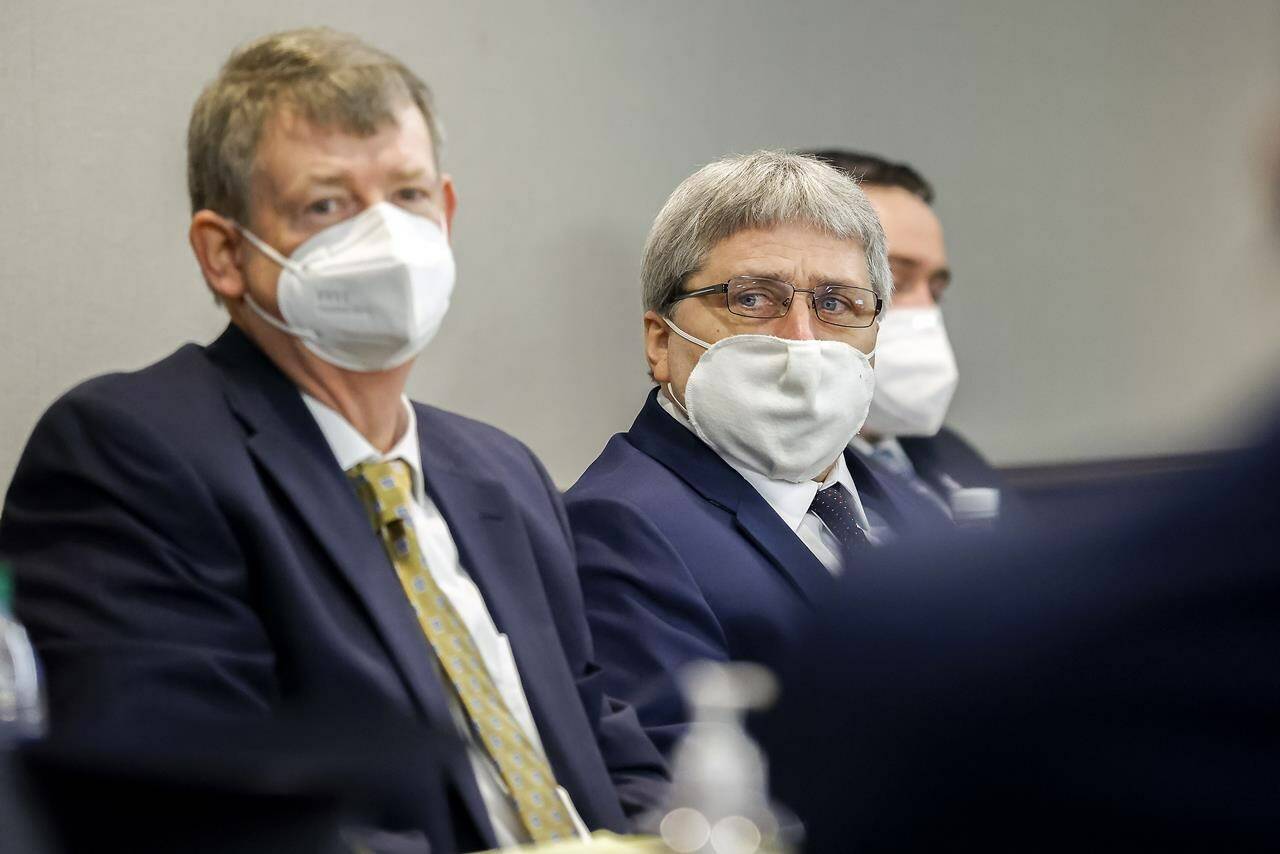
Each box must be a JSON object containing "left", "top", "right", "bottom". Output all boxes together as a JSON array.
[
  {"left": 567, "top": 494, "right": 730, "bottom": 758},
  {"left": 522, "top": 447, "right": 671, "bottom": 819},
  {"left": 0, "top": 389, "right": 278, "bottom": 742},
  {"left": 917, "top": 428, "right": 1035, "bottom": 525}
]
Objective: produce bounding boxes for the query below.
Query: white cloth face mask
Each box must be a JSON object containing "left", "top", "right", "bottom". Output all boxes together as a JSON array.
[
  {"left": 862, "top": 306, "right": 959, "bottom": 437},
  {"left": 236, "top": 202, "right": 456, "bottom": 372},
  {"left": 666, "top": 319, "right": 877, "bottom": 483}
]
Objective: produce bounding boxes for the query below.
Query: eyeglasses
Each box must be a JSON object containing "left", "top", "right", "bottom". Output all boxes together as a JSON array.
[{"left": 667, "top": 276, "right": 883, "bottom": 329}]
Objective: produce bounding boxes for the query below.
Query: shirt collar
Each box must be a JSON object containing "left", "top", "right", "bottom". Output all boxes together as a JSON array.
[
  {"left": 735, "top": 453, "right": 855, "bottom": 533},
  {"left": 301, "top": 393, "right": 425, "bottom": 503},
  {"left": 656, "top": 387, "right": 858, "bottom": 533}
]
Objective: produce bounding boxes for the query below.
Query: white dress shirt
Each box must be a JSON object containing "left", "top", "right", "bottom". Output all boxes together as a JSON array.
[
  {"left": 301, "top": 393, "right": 589, "bottom": 848},
  {"left": 656, "top": 391, "right": 875, "bottom": 574}
]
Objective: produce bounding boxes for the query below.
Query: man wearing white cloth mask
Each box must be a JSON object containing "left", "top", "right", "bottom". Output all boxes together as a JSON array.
[
  {"left": 809, "top": 150, "right": 1026, "bottom": 529},
  {"left": 0, "top": 28, "right": 666, "bottom": 852},
  {"left": 566, "top": 151, "right": 953, "bottom": 756}
]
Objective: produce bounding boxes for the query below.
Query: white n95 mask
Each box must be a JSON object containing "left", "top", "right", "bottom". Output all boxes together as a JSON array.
[
  {"left": 667, "top": 319, "right": 876, "bottom": 483},
  {"left": 863, "top": 306, "right": 958, "bottom": 437},
  {"left": 236, "top": 202, "right": 456, "bottom": 372}
]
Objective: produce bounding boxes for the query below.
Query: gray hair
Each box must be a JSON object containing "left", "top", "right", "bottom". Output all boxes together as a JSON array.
[{"left": 641, "top": 149, "right": 891, "bottom": 314}]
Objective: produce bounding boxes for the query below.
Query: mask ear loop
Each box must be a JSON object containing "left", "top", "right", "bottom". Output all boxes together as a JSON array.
[
  {"left": 663, "top": 382, "right": 691, "bottom": 419},
  {"left": 664, "top": 317, "right": 712, "bottom": 350},
  {"left": 241, "top": 293, "right": 319, "bottom": 343},
  {"left": 660, "top": 316, "right": 711, "bottom": 419},
  {"left": 231, "top": 222, "right": 320, "bottom": 344},
  {"left": 233, "top": 222, "right": 301, "bottom": 272}
]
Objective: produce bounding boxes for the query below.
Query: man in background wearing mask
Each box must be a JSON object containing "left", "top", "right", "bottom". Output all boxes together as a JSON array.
[
  {"left": 0, "top": 28, "right": 665, "bottom": 851},
  {"left": 809, "top": 150, "right": 1021, "bottom": 528},
  {"left": 565, "top": 151, "right": 951, "bottom": 756}
]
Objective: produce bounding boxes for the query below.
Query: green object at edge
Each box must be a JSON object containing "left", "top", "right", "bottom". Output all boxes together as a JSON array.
[{"left": 0, "top": 561, "right": 11, "bottom": 615}]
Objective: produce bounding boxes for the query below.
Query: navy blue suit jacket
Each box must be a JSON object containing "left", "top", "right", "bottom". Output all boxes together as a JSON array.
[
  {"left": 755, "top": 420, "right": 1280, "bottom": 851},
  {"left": 897, "top": 425, "right": 1007, "bottom": 493},
  {"left": 0, "top": 326, "right": 666, "bottom": 850},
  {"left": 565, "top": 389, "right": 951, "bottom": 756},
  {"left": 852, "top": 425, "right": 1032, "bottom": 525}
]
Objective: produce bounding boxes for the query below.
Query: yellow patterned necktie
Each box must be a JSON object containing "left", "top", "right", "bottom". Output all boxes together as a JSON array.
[{"left": 348, "top": 459, "right": 577, "bottom": 844}]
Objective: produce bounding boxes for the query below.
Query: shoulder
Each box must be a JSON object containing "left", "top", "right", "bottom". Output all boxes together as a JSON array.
[
  {"left": 410, "top": 401, "right": 554, "bottom": 494},
  {"left": 920, "top": 425, "right": 990, "bottom": 461},
  {"left": 32, "top": 343, "right": 227, "bottom": 442},
  {"left": 567, "top": 434, "right": 742, "bottom": 572},
  {"left": 566, "top": 432, "right": 697, "bottom": 509},
  {"left": 899, "top": 424, "right": 1000, "bottom": 484},
  {"left": 412, "top": 402, "right": 522, "bottom": 452}
]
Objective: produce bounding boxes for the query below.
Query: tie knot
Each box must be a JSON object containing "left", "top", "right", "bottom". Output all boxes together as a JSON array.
[{"left": 348, "top": 459, "right": 415, "bottom": 529}]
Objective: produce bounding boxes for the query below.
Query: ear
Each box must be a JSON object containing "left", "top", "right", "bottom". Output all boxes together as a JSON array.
[
  {"left": 189, "top": 210, "right": 248, "bottom": 302},
  {"left": 439, "top": 174, "right": 458, "bottom": 237},
  {"left": 643, "top": 310, "right": 671, "bottom": 383}
]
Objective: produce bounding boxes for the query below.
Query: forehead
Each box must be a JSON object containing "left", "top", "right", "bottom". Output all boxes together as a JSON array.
[
  {"left": 864, "top": 186, "right": 945, "bottom": 259},
  {"left": 252, "top": 101, "right": 437, "bottom": 195},
  {"left": 701, "top": 222, "right": 869, "bottom": 280}
]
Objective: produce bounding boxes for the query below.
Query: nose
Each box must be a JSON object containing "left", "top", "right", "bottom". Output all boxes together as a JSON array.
[{"left": 774, "top": 292, "right": 820, "bottom": 340}]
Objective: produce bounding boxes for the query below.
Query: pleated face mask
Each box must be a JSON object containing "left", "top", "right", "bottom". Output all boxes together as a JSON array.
[
  {"left": 237, "top": 202, "right": 456, "bottom": 372},
  {"left": 666, "top": 319, "right": 876, "bottom": 483},
  {"left": 862, "top": 306, "right": 958, "bottom": 437}
]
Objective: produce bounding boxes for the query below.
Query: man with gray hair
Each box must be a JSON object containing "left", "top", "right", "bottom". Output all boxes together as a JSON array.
[{"left": 565, "top": 150, "right": 951, "bottom": 755}]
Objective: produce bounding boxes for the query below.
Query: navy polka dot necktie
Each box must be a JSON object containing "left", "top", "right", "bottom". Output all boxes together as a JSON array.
[{"left": 809, "top": 483, "right": 871, "bottom": 550}]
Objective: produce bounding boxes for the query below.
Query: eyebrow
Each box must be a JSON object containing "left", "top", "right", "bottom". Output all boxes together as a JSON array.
[
  {"left": 389, "top": 166, "right": 434, "bottom": 182},
  {"left": 297, "top": 172, "right": 351, "bottom": 188},
  {"left": 731, "top": 270, "right": 869, "bottom": 288},
  {"left": 732, "top": 269, "right": 791, "bottom": 283},
  {"left": 889, "top": 254, "right": 951, "bottom": 285}
]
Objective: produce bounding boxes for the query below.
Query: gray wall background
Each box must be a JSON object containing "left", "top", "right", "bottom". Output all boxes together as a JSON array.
[{"left": 2, "top": 0, "right": 1278, "bottom": 493}]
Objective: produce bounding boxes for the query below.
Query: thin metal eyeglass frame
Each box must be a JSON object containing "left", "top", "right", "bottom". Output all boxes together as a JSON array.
[{"left": 666, "top": 277, "right": 883, "bottom": 329}]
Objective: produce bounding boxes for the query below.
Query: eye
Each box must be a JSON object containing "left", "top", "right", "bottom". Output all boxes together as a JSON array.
[
  {"left": 393, "top": 186, "right": 438, "bottom": 211},
  {"left": 306, "top": 198, "right": 342, "bottom": 216},
  {"left": 818, "top": 292, "right": 854, "bottom": 314},
  {"left": 730, "top": 287, "right": 782, "bottom": 315}
]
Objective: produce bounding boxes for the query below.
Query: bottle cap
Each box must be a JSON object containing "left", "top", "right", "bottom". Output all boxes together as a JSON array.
[{"left": 950, "top": 487, "right": 1001, "bottom": 522}]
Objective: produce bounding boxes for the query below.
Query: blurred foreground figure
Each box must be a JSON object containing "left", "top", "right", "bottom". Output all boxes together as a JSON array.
[
  {"left": 757, "top": 143, "right": 1280, "bottom": 852},
  {"left": 809, "top": 150, "right": 1024, "bottom": 530},
  {"left": 0, "top": 28, "right": 664, "bottom": 851}
]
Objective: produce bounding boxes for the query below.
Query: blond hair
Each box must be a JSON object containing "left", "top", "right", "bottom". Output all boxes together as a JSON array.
[{"left": 187, "top": 28, "right": 443, "bottom": 224}]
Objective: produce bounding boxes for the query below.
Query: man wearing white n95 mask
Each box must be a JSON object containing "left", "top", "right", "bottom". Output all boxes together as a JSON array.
[
  {"left": 0, "top": 28, "right": 666, "bottom": 852},
  {"left": 809, "top": 149, "right": 1026, "bottom": 529},
  {"left": 565, "top": 151, "right": 953, "bottom": 756}
]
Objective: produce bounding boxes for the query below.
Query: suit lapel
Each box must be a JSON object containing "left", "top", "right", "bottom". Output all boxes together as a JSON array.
[
  {"left": 626, "top": 389, "right": 834, "bottom": 605},
  {"left": 205, "top": 327, "right": 456, "bottom": 730},
  {"left": 411, "top": 444, "right": 564, "bottom": 670},
  {"left": 414, "top": 409, "right": 604, "bottom": 812},
  {"left": 847, "top": 446, "right": 953, "bottom": 532},
  {"left": 732, "top": 492, "right": 837, "bottom": 604}
]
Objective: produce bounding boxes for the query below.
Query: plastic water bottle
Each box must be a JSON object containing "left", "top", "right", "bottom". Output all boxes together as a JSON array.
[
  {"left": 0, "top": 561, "right": 45, "bottom": 742},
  {"left": 648, "top": 661, "right": 798, "bottom": 854}
]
